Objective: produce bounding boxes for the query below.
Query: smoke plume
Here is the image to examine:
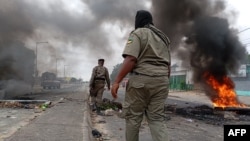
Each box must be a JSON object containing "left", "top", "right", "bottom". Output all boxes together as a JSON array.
[
  {"left": 0, "top": 41, "right": 35, "bottom": 99},
  {"left": 151, "top": 0, "right": 247, "bottom": 99},
  {"left": 0, "top": 0, "right": 148, "bottom": 98}
]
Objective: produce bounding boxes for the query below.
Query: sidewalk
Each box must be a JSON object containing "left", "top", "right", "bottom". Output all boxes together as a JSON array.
[{"left": 1, "top": 85, "right": 92, "bottom": 141}]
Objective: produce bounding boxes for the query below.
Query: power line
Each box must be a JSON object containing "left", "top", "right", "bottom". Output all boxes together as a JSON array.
[{"left": 238, "top": 28, "right": 250, "bottom": 34}]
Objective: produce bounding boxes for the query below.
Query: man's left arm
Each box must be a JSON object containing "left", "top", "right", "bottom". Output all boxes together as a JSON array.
[
  {"left": 89, "top": 67, "right": 96, "bottom": 88},
  {"left": 105, "top": 68, "right": 111, "bottom": 90}
]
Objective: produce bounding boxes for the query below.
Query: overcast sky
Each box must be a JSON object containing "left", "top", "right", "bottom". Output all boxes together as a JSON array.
[
  {"left": 227, "top": 0, "right": 250, "bottom": 51},
  {"left": 1, "top": 0, "right": 249, "bottom": 81}
]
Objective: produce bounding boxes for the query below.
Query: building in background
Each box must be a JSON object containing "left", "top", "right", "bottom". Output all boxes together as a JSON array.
[
  {"left": 170, "top": 62, "right": 250, "bottom": 92},
  {"left": 170, "top": 62, "right": 194, "bottom": 91}
]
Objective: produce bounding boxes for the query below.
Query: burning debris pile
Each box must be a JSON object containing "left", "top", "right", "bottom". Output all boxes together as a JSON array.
[
  {"left": 187, "top": 16, "right": 247, "bottom": 109},
  {"left": 152, "top": 0, "right": 248, "bottom": 109},
  {"left": 203, "top": 72, "right": 246, "bottom": 108}
]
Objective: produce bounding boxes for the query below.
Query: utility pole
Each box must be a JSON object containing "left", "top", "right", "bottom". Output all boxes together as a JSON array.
[
  {"left": 56, "top": 58, "right": 64, "bottom": 77},
  {"left": 35, "top": 41, "right": 48, "bottom": 84},
  {"left": 64, "top": 65, "right": 69, "bottom": 78},
  {"left": 238, "top": 28, "right": 250, "bottom": 34}
]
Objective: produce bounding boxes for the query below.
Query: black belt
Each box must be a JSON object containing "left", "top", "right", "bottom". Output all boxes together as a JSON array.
[
  {"left": 130, "top": 72, "right": 166, "bottom": 77},
  {"left": 95, "top": 78, "right": 105, "bottom": 80},
  {"left": 130, "top": 72, "right": 152, "bottom": 77}
]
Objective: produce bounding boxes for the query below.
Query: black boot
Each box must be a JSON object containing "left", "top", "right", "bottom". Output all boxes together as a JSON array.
[
  {"left": 96, "top": 107, "right": 104, "bottom": 116},
  {"left": 90, "top": 104, "right": 97, "bottom": 111}
]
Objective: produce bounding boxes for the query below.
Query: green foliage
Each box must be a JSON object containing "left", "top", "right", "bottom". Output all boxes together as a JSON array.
[
  {"left": 247, "top": 54, "right": 250, "bottom": 64},
  {"left": 99, "top": 103, "right": 118, "bottom": 111}
]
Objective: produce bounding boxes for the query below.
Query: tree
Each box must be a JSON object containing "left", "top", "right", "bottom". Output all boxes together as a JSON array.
[
  {"left": 70, "top": 77, "right": 77, "bottom": 83},
  {"left": 110, "top": 63, "right": 123, "bottom": 83},
  {"left": 247, "top": 54, "right": 250, "bottom": 64},
  {"left": 110, "top": 63, "right": 130, "bottom": 83}
]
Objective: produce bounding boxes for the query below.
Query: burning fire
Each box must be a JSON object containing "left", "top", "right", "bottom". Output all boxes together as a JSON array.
[{"left": 203, "top": 72, "right": 246, "bottom": 108}]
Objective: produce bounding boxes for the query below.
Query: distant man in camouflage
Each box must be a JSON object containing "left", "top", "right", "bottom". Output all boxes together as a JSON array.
[
  {"left": 89, "top": 59, "right": 111, "bottom": 115},
  {"left": 111, "top": 10, "right": 171, "bottom": 141}
]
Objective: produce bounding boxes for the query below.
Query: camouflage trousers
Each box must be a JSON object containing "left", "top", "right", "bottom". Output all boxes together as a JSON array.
[
  {"left": 90, "top": 81, "right": 105, "bottom": 107},
  {"left": 122, "top": 75, "right": 169, "bottom": 141}
]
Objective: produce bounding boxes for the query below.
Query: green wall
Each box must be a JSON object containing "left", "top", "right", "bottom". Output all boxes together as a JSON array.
[{"left": 169, "top": 75, "right": 193, "bottom": 91}]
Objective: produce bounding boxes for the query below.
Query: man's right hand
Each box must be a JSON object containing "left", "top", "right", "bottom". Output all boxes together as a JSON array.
[{"left": 111, "top": 83, "right": 119, "bottom": 99}]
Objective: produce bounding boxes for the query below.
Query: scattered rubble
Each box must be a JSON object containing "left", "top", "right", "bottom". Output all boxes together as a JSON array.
[
  {"left": 165, "top": 104, "right": 250, "bottom": 125},
  {"left": 0, "top": 101, "right": 23, "bottom": 108},
  {"left": 0, "top": 100, "right": 52, "bottom": 111}
]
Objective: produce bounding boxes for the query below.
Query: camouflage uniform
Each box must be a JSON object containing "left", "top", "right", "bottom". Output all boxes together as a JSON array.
[
  {"left": 122, "top": 24, "right": 171, "bottom": 141},
  {"left": 89, "top": 63, "right": 110, "bottom": 111}
]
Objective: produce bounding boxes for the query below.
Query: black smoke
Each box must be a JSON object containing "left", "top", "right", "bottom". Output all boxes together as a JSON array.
[
  {"left": 0, "top": 41, "right": 35, "bottom": 99},
  {"left": 0, "top": 0, "right": 148, "bottom": 74},
  {"left": 151, "top": 0, "right": 229, "bottom": 50},
  {"left": 151, "top": 0, "right": 247, "bottom": 99},
  {"left": 189, "top": 16, "right": 246, "bottom": 82}
]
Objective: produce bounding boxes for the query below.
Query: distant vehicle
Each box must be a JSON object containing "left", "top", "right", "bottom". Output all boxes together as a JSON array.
[{"left": 41, "top": 72, "right": 61, "bottom": 89}]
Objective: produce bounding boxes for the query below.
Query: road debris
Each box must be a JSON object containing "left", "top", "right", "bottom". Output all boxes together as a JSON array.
[
  {"left": 92, "top": 129, "right": 102, "bottom": 138},
  {"left": 0, "top": 100, "right": 52, "bottom": 111},
  {"left": 101, "top": 98, "right": 122, "bottom": 111}
]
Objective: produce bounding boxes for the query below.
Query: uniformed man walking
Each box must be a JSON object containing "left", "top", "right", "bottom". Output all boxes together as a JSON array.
[
  {"left": 111, "top": 10, "right": 171, "bottom": 141},
  {"left": 89, "top": 59, "right": 111, "bottom": 115}
]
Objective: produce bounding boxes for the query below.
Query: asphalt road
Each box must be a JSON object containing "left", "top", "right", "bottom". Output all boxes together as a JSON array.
[
  {"left": 92, "top": 88, "right": 250, "bottom": 141},
  {"left": 1, "top": 84, "right": 250, "bottom": 141}
]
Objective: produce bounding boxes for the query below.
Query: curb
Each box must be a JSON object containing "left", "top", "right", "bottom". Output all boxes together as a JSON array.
[{"left": 82, "top": 86, "right": 93, "bottom": 141}]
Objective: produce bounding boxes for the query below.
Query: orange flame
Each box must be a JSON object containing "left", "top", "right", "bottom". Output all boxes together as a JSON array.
[{"left": 203, "top": 72, "right": 246, "bottom": 108}]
